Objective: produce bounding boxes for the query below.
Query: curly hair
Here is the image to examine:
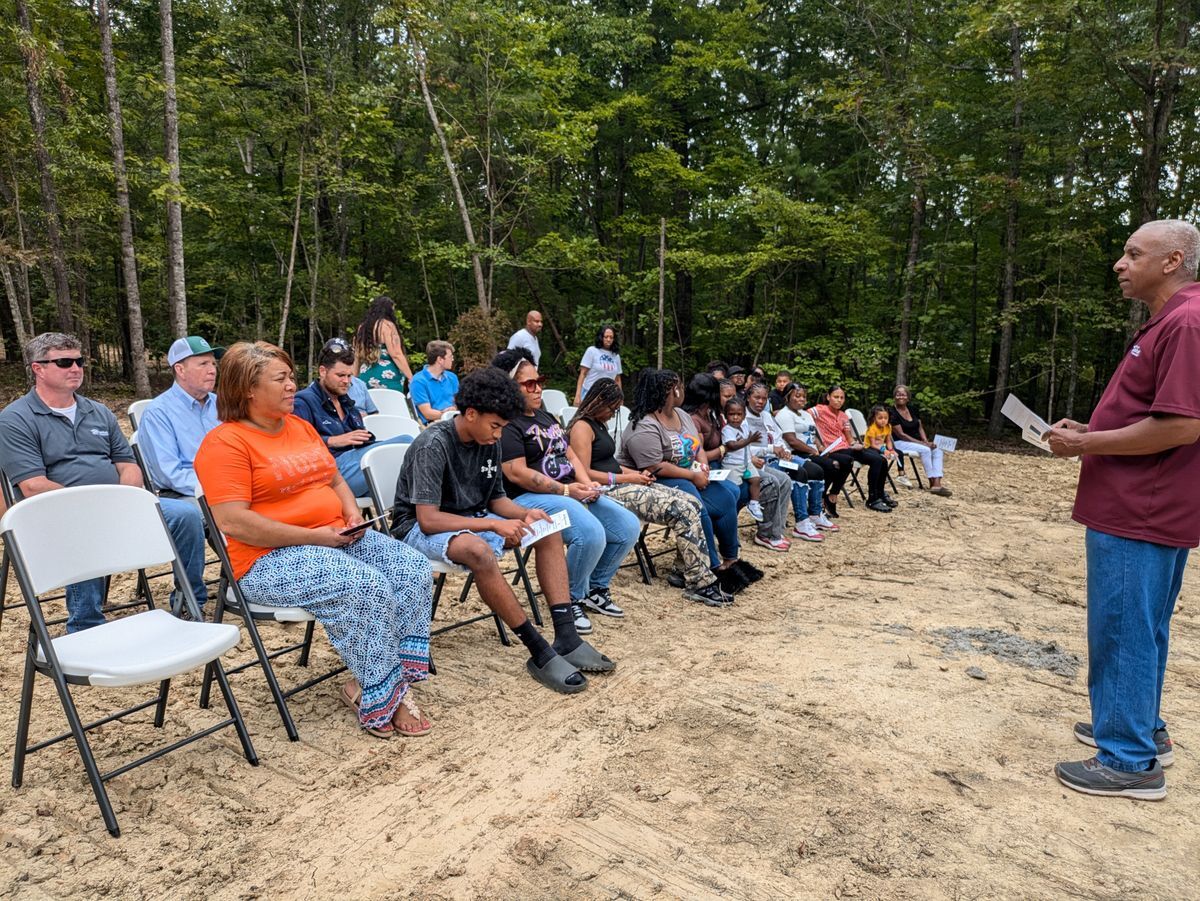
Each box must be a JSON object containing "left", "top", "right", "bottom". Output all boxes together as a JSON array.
[
  {"left": 594, "top": 325, "right": 620, "bottom": 354},
  {"left": 455, "top": 367, "right": 525, "bottom": 420},
  {"left": 569, "top": 377, "right": 624, "bottom": 431},
  {"left": 629, "top": 368, "right": 680, "bottom": 424},
  {"left": 490, "top": 346, "right": 535, "bottom": 378}
]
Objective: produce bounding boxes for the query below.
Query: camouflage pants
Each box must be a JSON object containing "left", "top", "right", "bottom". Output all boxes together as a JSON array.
[{"left": 607, "top": 483, "right": 715, "bottom": 589}]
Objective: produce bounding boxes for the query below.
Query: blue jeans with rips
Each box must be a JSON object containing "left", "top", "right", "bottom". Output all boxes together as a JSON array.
[
  {"left": 1085, "top": 528, "right": 1189, "bottom": 772},
  {"left": 65, "top": 496, "right": 208, "bottom": 633},
  {"left": 515, "top": 493, "right": 640, "bottom": 601}
]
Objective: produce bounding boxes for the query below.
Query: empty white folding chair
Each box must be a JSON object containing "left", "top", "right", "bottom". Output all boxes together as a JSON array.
[
  {"left": 559, "top": 405, "right": 578, "bottom": 428},
  {"left": 363, "top": 414, "right": 422, "bottom": 442},
  {"left": 127, "top": 398, "right": 152, "bottom": 431},
  {"left": 608, "top": 405, "right": 632, "bottom": 449},
  {"left": 2, "top": 484, "right": 256, "bottom": 837},
  {"left": 541, "top": 389, "right": 569, "bottom": 421},
  {"left": 368, "top": 388, "right": 415, "bottom": 419}
]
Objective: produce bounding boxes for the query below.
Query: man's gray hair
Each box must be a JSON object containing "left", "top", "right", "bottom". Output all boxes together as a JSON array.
[
  {"left": 24, "top": 332, "right": 81, "bottom": 366},
  {"left": 1141, "top": 219, "right": 1200, "bottom": 278}
]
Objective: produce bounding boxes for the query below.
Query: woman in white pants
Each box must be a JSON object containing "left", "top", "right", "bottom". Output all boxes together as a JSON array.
[{"left": 889, "top": 385, "right": 951, "bottom": 496}]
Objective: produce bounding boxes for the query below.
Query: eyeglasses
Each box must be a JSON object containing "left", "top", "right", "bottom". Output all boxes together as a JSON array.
[
  {"left": 518, "top": 376, "right": 548, "bottom": 391},
  {"left": 35, "top": 357, "right": 86, "bottom": 369}
]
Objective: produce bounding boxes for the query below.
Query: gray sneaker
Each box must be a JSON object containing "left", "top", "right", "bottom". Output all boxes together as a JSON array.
[
  {"left": 570, "top": 602, "right": 593, "bottom": 635},
  {"left": 1074, "top": 722, "right": 1174, "bottom": 767},
  {"left": 1055, "top": 756, "right": 1166, "bottom": 800}
]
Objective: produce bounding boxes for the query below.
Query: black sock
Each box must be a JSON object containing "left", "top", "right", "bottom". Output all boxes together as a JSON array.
[
  {"left": 549, "top": 603, "right": 583, "bottom": 655},
  {"left": 513, "top": 619, "right": 555, "bottom": 668}
]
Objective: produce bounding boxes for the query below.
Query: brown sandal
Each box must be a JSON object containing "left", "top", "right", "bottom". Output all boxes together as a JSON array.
[
  {"left": 393, "top": 692, "right": 433, "bottom": 737},
  {"left": 340, "top": 681, "right": 394, "bottom": 739}
]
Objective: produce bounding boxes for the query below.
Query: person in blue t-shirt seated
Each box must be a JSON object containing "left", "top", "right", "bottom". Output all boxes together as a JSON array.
[
  {"left": 293, "top": 338, "right": 413, "bottom": 496},
  {"left": 409, "top": 340, "right": 460, "bottom": 424}
]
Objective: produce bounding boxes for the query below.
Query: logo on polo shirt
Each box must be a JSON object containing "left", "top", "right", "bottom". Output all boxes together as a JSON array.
[
  {"left": 1131, "top": 344, "right": 1142, "bottom": 357},
  {"left": 90, "top": 428, "right": 109, "bottom": 437}
]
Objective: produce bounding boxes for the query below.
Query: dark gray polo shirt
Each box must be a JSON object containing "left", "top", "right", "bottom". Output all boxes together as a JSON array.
[{"left": 0, "top": 389, "right": 134, "bottom": 497}]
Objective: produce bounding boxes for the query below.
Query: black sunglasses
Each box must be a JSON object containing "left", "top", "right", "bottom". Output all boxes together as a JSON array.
[{"left": 35, "top": 357, "right": 86, "bottom": 369}]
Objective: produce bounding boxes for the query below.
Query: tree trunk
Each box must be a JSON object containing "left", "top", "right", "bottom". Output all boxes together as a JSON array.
[
  {"left": 895, "top": 181, "right": 926, "bottom": 386},
  {"left": 1125, "top": 0, "right": 1191, "bottom": 335},
  {"left": 408, "top": 29, "right": 489, "bottom": 313},
  {"left": 160, "top": 0, "right": 188, "bottom": 337},
  {"left": 15, "top": 0, "right": 73, "bottom": 333},
  {"left": 97, "top": 0, "right": 151, "bottom": 396},
  {"left": 278, "top": 146, "right": 305, "bottom": 346},
  {"left": 1, "top": 263, "right": 29, "bottom": 351},
  {"left": 988, "top": 25, "right": 1023, "bottom": 437}
]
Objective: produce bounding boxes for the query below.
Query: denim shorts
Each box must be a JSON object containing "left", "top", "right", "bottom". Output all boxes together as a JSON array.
[{"left": 400, "top": 513, "right": 507, "bottom": 565}]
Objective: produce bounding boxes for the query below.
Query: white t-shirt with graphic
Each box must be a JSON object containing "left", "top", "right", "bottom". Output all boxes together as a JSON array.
[{"left": 579, "top": 346, "right": 622, "bottom": 397}]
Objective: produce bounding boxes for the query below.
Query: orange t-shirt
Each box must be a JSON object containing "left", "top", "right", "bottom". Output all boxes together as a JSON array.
[{"left": 194, "top": 416, "right": 344, "bottom": 580}]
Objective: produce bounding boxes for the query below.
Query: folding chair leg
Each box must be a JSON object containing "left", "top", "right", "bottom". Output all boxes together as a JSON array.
[
  {"left": 205, "top": 660, "right": 259, "bottom": 766},
  {"left": 243, "top": 617, "right": 302, "bottom": 742},
  {"left": 634, "top": 540, "right": 653, "bottom": 585},
  {"left": 153, "top": 679, "right": 171, "bottom": 728},
  {"left": 513, "top": 549, "right": 543, "bottom": 626},
  {"left": 0, "top": 550, "right": 9, "bottom": 633},
  {"left": 46, "top": 657, "right": 121, "bottom": 836},
  {"left": 11, "top": 642, "right": 36, "bottom": 788},
  {"left": 297, "top": 620, "right": 316, "bottom": 667},
  {"left": 198, "top": 584, "right": 228, "bottom": 710},
  {"left": 493, "top": 613, "right": 511, "bottom": 646},
  {"left": 428, "top": 574, "right": 447, "bottom": 676}
]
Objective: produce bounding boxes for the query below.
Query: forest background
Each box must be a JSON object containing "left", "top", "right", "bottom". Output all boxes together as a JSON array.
[{"left": 1, "top": 0, "right": 1196, "bottom": 433}]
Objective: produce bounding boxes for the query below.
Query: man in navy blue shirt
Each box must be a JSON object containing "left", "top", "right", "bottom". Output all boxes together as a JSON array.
[{"left": 293, "top": 338, "right": 413, "bottom": 496}]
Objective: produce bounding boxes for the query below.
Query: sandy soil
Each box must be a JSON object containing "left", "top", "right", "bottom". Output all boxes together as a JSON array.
[{"left": 1, "top": 448, "right": 1198, "bottom": 900}]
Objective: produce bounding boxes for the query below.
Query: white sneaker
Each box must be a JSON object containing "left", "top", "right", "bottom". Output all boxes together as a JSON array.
[
  {"left": 791, "top": 519, "right": 825, "bottom": 542},
  {"left": 570, "top": 602, "right": 593, "bottom": 634},
  {"left": 813, "top": 513, "right": 840, "bottom": 532},
  {"left": 897, "top": 475, "right": 913, "bottom": 489},
  {"left": 747, "top": 500, "right": 764, "bottom": 522}
]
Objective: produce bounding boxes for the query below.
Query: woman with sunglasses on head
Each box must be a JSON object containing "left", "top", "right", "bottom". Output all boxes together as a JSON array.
[
  {"left": 493, "top": 349, "right": 641, "bottom": 632},
  {"left": 618, "top": 368, "right": 759, "bottom": 596},
  {"left": 567, "top": 378, "right": 733, "bottom": 608}
]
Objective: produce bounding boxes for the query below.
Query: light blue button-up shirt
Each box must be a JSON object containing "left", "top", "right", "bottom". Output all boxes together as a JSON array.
[{"left": 137, "top": 382, "right": 219, "bottom": 495}]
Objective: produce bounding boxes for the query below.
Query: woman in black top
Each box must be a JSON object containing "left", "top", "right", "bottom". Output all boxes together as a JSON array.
[
  {"left": 567, "top": 379, "right": 731, "bottom": 607},
  {"left": 889, "top": 384, "right": 951, "bottom": 496}
]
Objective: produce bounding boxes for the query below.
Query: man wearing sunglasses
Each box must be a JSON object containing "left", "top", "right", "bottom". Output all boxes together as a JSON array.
[{"left": 0, "top": 332, "right": 209, "bottom": 631}]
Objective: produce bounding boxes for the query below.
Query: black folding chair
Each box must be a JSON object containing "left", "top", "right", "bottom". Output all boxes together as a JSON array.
[{"left": 3, "top": 485, "right": 256, "bottom": 837}]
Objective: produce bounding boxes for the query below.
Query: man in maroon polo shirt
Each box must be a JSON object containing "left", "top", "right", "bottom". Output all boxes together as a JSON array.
[{"left": 1047, "top": 219, "right": 1200, "bottom": 800}]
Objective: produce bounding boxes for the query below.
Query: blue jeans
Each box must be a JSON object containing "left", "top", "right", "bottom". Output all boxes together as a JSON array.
[
  {"left": 336, "top": 435, "right": 414, "bottom": 497},
  {"left": 65, "top": 496, "right": 208, "bottom": 633},
  {"left": 658, "top": 478, "right": 740, "bottom": 567},
  {"left": 517, "top": 493, "right": 640, "bottom": 600},
  {"left": 1085, "top": 528, "right": 1188, "bottom": 772},
  {"left": 767, "top": 460, "right": 825, "bottom": 519}
]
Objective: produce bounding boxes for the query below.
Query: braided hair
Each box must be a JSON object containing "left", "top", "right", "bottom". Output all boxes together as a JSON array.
[
  {"left": 629, "top": 368, "right": 680, "bottom": 424},
  {"left": 569, "top": 377, "right": 624, "bottom": 431}
]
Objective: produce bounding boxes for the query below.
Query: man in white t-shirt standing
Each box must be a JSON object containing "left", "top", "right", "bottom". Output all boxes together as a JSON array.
[{"left": 507, "top": 310, "right": 543, "bottom": 367}]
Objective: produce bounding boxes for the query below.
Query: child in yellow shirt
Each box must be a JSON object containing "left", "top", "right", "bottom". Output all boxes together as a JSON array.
[{"left": 863, "top": 405, "right": 897, "bottom": 462}]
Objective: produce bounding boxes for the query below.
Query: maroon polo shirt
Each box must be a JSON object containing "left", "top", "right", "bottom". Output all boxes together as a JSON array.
[{"left": 1072, "top": 283, "right": 1200, "bottom": 547}]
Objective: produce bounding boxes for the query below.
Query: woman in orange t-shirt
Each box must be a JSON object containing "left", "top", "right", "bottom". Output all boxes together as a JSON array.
[{"left": 195, "top": 342, "right": 434, "bottom": 739}]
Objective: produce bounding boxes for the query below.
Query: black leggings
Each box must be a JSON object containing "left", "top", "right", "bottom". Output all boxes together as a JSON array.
[
  {"left": 805, "top": 452, "right": 851, "bottom": 499},
  {"left": 846, "top": 447, "right": 888, "bottom": 501}
]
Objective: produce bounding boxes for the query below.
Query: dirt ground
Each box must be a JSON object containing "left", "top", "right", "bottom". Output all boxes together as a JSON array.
[{"left": 1, "top": 448, "right": 1198, "bottom": 900}]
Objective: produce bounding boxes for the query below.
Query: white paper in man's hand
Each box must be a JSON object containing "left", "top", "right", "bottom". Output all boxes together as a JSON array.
[{"left": 520, "top": 510, "right": 571, "bottom": 548}]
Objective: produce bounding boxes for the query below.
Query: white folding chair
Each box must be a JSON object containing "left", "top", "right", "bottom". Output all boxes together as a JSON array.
[
  {"left": 363, "top": 414, "right": 422, "bottom": 442},
  {"left": 367, "top": 388, "right": 415, "bottom": 420},
  {"left": 440, "top": 409, "right": 459, "bottom": 421},
  {"left": 2, "top": 485, "right": 256, "bottom": 837},
  {"left": 194, "top": 488, "right": 350, "bottom": 741},
  {"left": 559, "top": 405, "right": 578, "bottom": 428},
  {"left": 127, "top": 398, "right": 152, "bottom": 430},
  {"left": 541, "top": 389, "right": 569, "bottom": 421}
]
